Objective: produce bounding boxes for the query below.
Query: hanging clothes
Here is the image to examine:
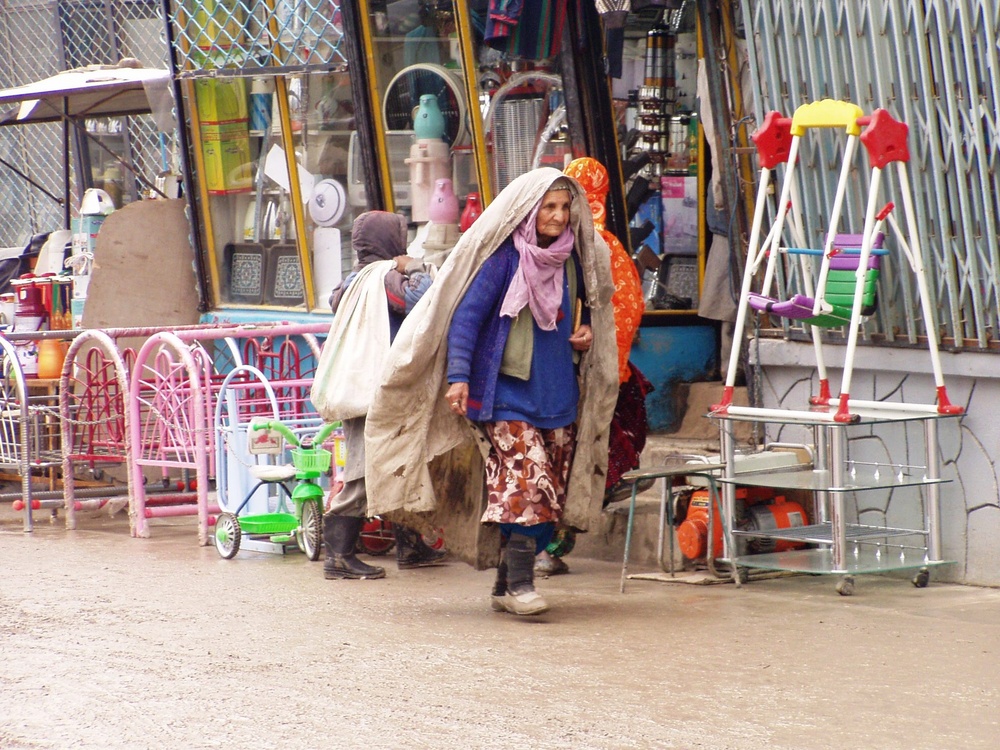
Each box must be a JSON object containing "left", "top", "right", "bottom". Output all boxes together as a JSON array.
[{"left": 485, "top": 0, "right": 568, "bottom": 60}]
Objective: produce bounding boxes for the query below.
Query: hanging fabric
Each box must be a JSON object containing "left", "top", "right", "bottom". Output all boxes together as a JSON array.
[{"left": 485, "top": 0, "right": 568, "bottom": 60}]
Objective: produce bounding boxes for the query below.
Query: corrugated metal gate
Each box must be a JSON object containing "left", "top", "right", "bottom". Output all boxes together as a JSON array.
[
  {"left": 0, "top": 0, "right": 167, "bottom": 247},
  {"left": 738, "top": 0, "right": 999, "bottom": 349}
]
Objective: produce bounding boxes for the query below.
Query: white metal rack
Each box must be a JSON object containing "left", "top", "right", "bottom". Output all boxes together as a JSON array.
[{"left": 710, "top": 406, "right": 960, "bottom": 595}]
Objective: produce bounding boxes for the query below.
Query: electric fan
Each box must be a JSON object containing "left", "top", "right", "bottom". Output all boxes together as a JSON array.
[{"left": 382, "top": 63, "right": 468, "bottom": 147}]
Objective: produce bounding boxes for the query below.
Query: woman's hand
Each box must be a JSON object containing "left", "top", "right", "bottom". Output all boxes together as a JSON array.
[
  {"left": 569, "top": 323, "right": 593, "bottom": 352},
  {"left": 446, "top": 382, "right": 469, "bottom": 416}
]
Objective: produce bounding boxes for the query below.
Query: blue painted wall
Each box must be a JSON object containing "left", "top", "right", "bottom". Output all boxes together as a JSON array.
[
  {"left": 200, "top": 310, "right": 330, "bottom": 326},
  {"left": 630, "top": 322, "right": 717, "bottom": 431}
]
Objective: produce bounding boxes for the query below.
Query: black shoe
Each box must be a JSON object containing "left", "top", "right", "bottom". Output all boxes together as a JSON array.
[
  {"left": 395, "top": 525, "right": 448, "bottom": 569},
  {"left": 323, "top": 514, "right": 386, "bottom": 580},
  {"left": 324, "top": 554, "right": 386, "bottom": 579},
  {"left": 604, "top": 476, "right": 656, "bottom": 506}
]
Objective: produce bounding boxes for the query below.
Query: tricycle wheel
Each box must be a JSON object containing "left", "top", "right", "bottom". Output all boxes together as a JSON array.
[
  {"left": 297, "top": 500, "right": 323, "bottom": 561},
  {"left": 214, "top": 513, "right": 241, "bottom": 559},
  {"left": 912, "top": 568, "right": 930, "bottom": 588},
  {"left": 357, "top": 517, "right": 395, "bottom": 555}
]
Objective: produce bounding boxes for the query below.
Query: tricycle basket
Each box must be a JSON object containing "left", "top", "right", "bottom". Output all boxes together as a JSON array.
[
  {"left": 291, "top": 447, "right": 332, "bottom": 473},
  {"left": 235, "top": 512, "right": 299, "bottom": 535}
]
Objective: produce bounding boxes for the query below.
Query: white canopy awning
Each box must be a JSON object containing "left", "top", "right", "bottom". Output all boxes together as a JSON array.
[{"left": 0, "top": 65, "right": 171, "bottom": 126}]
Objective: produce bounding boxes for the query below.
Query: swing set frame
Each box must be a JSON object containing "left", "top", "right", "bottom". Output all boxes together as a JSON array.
[{"left": 713, "top": 100, "right": 963, "bottom": 424}]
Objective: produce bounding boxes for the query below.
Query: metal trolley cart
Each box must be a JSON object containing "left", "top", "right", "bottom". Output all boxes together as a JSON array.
[{"left": 711, "top": 407, "right": 961, "bottom": 595}]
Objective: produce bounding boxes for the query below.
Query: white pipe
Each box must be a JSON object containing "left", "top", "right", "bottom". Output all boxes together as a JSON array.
[
  {"left": 837, "top": 166, "right": 884, "bottom": 401},
  {"left": 812, "top": 135, "right": 859, "bottom": 315}
]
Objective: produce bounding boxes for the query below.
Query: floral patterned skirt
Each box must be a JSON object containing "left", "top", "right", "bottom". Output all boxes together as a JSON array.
[{"left": 481, "top": 420, "right": 577, "bottom": 526}]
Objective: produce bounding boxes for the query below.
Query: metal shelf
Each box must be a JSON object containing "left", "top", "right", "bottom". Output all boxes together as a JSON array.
[
  {"left": 708, "top": 405, "right": 961, "bottom": 427},
  {"left": 717, "top": 467, "right": 949, "bottom": 492},
  {"left": 732, "top": 521, "right": 926, "bottom": 545},
  {"left": 713, "top": 409, "right": 958, "bottom": 591},
  {"left": 731, "top": 547, "right": 953, "bottom": 576}
]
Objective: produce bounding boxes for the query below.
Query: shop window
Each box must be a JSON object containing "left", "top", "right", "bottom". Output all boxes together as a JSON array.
[
  {"left": 188, "top": 70, "right": 362, "bottom": 310},
  {"left": 361, "top": 0, "right": 578, "bottom": 231},
  {"left": 363, "top": 0, "right": 474, "bottom": 228}
]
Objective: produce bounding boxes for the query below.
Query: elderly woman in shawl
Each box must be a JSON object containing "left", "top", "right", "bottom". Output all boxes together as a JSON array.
[
  {"left": 364, "top": 168, "right": 618, "bottom": 617},
  {"left": 535, "top": 157, "right": 654, "bottom": 576}
]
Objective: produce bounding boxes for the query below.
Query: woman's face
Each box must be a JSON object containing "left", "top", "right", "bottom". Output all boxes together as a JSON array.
[{"left": 535, "top": 189, "right": 572, "bottom": 247}]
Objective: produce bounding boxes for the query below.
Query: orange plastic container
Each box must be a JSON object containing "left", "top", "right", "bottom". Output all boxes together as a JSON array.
[{"left": 677, "top": 487, "right": 800, "bottom": 560}]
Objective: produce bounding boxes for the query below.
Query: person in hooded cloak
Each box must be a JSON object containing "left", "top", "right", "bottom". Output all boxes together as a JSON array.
[
  {"left": 316, "top": 210, "right": 446, "bottom": 579},
  {"left": 535, "top": 157, "right": 654, "bottom": 577},
  {"left": 363, "top": 168, "right": 619, "bottom": 615}
]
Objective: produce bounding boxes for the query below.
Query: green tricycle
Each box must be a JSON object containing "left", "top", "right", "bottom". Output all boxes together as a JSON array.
[{"left": 214, "top": 418, "right": 341, "bottom": 561}]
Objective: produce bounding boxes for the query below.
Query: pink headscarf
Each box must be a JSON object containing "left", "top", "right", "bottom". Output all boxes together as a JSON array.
[{"left": 498, "top": 184, "right": 576, "bottom": 330}]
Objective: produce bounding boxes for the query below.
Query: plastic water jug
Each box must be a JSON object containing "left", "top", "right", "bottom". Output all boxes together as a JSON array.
[{"left": 37, "top": 338, "right": 68, "bottom": 380}]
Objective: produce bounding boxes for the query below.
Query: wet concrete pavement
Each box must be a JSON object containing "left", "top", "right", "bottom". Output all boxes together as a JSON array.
[{"left": 2, "top": 507, "right": 999, "bottom": 749}]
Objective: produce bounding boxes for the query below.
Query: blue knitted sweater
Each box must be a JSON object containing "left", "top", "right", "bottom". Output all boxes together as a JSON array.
[{"left": 447, "top": 239, "right": 586, "bottom": 424}]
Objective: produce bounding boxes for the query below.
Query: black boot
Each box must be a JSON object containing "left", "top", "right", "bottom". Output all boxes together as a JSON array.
[
  {"left": 395, "top": 525, "right": 448, "bottom": 569},
  {"left": 490, "top": 537, "right": 507, "bottom": 612},
  {"left": 323, "top": 514, "right": 386, "bottom": 580},
  {"left": 500, "top": 532, "right": 549, "bottom": 615},
  {"left": 490, "top": 549, "right": 508, "bottom": 612}
]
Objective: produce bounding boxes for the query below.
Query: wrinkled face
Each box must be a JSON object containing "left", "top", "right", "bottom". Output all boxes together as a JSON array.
[{"left": 535, "top": 189, "right": 572, "bottom": 247}]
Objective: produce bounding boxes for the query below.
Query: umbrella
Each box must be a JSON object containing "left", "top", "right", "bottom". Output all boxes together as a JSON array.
[{"left": 0, "top": 62, "right": 173, "bottom": 223}]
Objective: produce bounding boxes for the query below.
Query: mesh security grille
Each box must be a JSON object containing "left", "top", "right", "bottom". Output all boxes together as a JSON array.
[
  {"left": 168, "top": 0, "right": 346, "bottom": 75},
  {"left": 0, "top": 0, "right": 170, "bottom": 246},
  {"left": 741, "top": 0, "right": 1000, "bottom": 349}
]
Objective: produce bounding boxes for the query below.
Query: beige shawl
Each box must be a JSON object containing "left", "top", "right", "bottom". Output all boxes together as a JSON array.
[{"left": 364, "top": 168, "right": 619, "bottom": 564}]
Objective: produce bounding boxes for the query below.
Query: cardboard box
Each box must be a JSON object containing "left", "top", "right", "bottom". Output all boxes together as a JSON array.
[
  {"left": 201, "top": 120, "right": 253, "bottom": 194},
  {"left": 70, "top": 215, "right": 105, "bottom": 255},
  {"left": 194, "top": 77, "right": 248, "bottom": 123}
]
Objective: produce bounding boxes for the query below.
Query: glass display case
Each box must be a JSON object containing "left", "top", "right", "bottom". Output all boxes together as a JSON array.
[
  {"left": 188, "top": 70, "right": 363, "bottom": 311},
  {"left": 360, "top": 0, "right": 577, "bottom": 225},
  {"left": 169, "top": 0, "right": 361, "bottom": 313},
  {"left": 361, "top": 0, "right": 477, "bottom": 233},
  {"left": 171, "top": 0, "right": 617, "bottom": 314}
]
